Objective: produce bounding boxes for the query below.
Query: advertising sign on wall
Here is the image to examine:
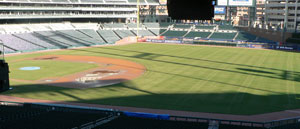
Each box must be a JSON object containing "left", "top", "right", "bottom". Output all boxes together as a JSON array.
[
  {"left": 228, "top": 0, "right": 254, "bottom": 6},
  {"left": 214, "top": 6, "right": 226, "bottom": 14},
  {"left": 217, "top": 0, "right": 228, "bottom": 6}
]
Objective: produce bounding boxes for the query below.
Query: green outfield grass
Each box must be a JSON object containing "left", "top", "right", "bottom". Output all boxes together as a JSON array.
[
  {"left": 10, "top": 60, "right": 98, "bottom": 81},
  {"left": 3, "top": 43, "right": 300, "bottom": 115}
]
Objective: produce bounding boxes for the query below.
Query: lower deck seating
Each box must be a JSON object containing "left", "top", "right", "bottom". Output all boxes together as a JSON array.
[
  {"left": 219, "top": 124, "right": 266, "bottom": 129},
  {"left": 0, "top": 34, "right": 43, "bottom": 52},
  {"left": 97, "top": 116, "right": 209, "bottom": 129},
  {"left": 114, "top": 30, "right": 136, "bottom": 38},
  {"left": 97, "top": 30, "right": 120, "bottom": 43},
  {"left": 185, "top": 31, "right": 211, "bottom": 38},
  {"left": 210, "top": 32, "right": 237, "bottom": 40},
  {"left": 58, "top": 30, "right": 105, "bottom": 45},
  {"left": 0, "top": 104, "right": 109, "bottom": 129},
  {"left": 235, "top": 32, "right": 257, "bottom": 41},
  {"left": 78, "top": 29, "right": 106, "bottom": 43},
  {"left": 136, "top": 30, "right": 155, "bottom": 36},
  {"left": 162, "top": 30, "right": 187, "bottom": 37}
]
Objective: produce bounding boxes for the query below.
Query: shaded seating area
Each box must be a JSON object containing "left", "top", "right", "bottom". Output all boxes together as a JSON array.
[
  {"left": 195, "top": 25, "right": 215, "bottom": 30},
  {"left": 97, "top": 116, "right": 209, "bottom": 129},
  {"left": 235, "top": 32, "right": 257, "bottom": 41},
  {"left": 174, "top": 24, "right": 191, "bottom": 29},
  {"left": 210, "top": 32, "right": 237, "bottom": 40},
  {"left": 219, "top": 124, "right": 266, "bottom": 129},
  {"left": 185, "top": 31, "right": 211, "bottom": 38},
  {"left": 0, "top": 104, "right": 110, "bottom": 129},
  {"left": 219, "top": 25, "right": 236, "bottom": 30}
]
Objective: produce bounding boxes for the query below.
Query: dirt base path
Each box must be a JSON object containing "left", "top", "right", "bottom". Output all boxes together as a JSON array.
[{"left": 1, "top": 95, "right": 300, "bottom": 122}]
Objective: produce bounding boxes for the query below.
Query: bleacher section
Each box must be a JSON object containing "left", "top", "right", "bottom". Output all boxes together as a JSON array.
[
  {"left": 195, "top": 25, "right": 215, "bottom": 30},
  {"left": 210, "top": 32, "right": 237, "bottom": 40},
  {"left": 78, "top": 29, "right": 106, "bottom": 43},
  {"left": 103, "top": 23, "right": 125, "bottom": 29},
  {"left": 235, "top": 32, "right": 257, "bottom": 41},
  {"left": 162, "top": 30, "right": 187, "bottom": 37},
  {"left": 97, "top": 30, "right": 120, "bottom": 43},
  {"left": 0, "top": 23, "right": 278, "bottom": 54},
  {"left": 58, "top": 30, "right": 106, "bottom": 45},
  {"left": 185, "top": 31, "right": 211, "bottom": 38},
  {"left": 114, "top": 30, "right": 136, "bottom": 38},
  {"left": 159, "top": 23, "right": 173, "bottom": 28},
  {"left": 97, "top": 116, "right": 209, "bottom": 129},
  {"left": 0, "top": 34, "right": 43, "bottom": 52},
  {"left": 219, "top": 25, "right": 236, "bottom": 30},
  {"left": 35, "top": 31, "right": 91, "bottom": 47},
  {"left": 138, "top": 30, "right": 155, "bottom": 36},
  {"left": 144, "top": 23, "right": 160, "bottom": 29},
  {"left": 13, "top": 33, "right": 58, "bottom": 49},
  {"left": 174, "top": 24, "right": 191, "bottom": 29}
]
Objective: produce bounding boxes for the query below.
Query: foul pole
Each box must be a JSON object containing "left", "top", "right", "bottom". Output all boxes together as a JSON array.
[{"left": 137, "top": 0, "right": 140, "bottom": 41}]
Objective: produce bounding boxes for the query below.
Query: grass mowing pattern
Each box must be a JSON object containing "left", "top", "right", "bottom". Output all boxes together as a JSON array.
[
  {"left": 10, "top": 60, "right": 98, "bottom": 81},
  {"left": 3, "top": 43, "right": 300, "bottom": 115}
]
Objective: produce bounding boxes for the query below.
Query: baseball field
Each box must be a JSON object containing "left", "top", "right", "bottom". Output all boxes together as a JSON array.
[{"left": 3, "top": 43, "right": 300, "bottom": 115}]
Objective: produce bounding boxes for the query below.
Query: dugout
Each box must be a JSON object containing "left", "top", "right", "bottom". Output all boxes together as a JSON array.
[{"left": 0, "top": 40, "right": 10, "bottom": 92}]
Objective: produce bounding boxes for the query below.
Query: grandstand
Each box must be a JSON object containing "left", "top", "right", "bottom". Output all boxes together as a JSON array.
[
  {"left": 0, "top": 22, "right": 279, "bottom": 53},
  {"left": 185, "top": 31, "right": 211, "bottom": 38}
]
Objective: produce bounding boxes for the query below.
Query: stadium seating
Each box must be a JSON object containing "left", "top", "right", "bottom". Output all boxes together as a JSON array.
[
  {"left": 13, "top": 33, "right": 58, "bottom": 49},
  {"left": 81, "top": 0, "right": 104, "bottom": 3},
  {"left": 128, "top": 0, "right": 146, "bottom": 4},
  {"left": 51, "top": 0, "right": 69, "bottom": 3},
  {"left": 97, "top": 116, "right": 209, "bottom": 129},
  {"left": 162, "top": 30, "right": 187, "bottom": 37},
  {"left": 174, "top": 24, "right": 191, "bottom": 29},
  {"left": 78, "top": 29, "right": 106, "bottom": 43},
  {"left": 0, "top": 34, "right": 43, "bottom": 52},
  {"left": 114, "top": 30, "right": 136, "bottom": 38},
  {"left": 97, "top": 30, "right": 120, "bottom": 43},
  {"left": 103, "top": 23, "right": 125, "bottom": 29},
  {"left": 58, "top": 30, "right": 105, "bottom": 45},
  {"left": 35, "top": 31, "right": 91, "bottom": 47},
  {"left": 195, "top": 25, "right": 215, "bottom": 30},
  {"left": 256, "top": 37, "right": 274, "bottom": 43},
  {"left": 219, "top": 25, "right": 236, "bottom": 30},
  {"left": 72, "top": 23, "right": 98, "bottom": 30},
  {"left": 3, "top": 47, "right": 16, "bottom": 53},
  {"left": 210, "top": 32, "right": 237, "bottom": 40},
  {"left": 0, "top": 104, "right": 110, "bottom": 129},
  {"left": 270, "top": 122, "right": 300, "bottom": 129},
  {"left": 185, "top": 31, "right": 211, "bottom": 38},
  {"left": 144, "top": 23, "right": 160, "bottom": 29},
  {"left": 127, "top": 23, "right": 143, "bottom": 29},
  {"left": 219, "top": 124, "right": 266, "bottom": 129},
  {"left": 159, "top": 22, "right": 173, "bottom": 28},
  {"left": 235, "top": 32, "right": 257, "bottom": 41},
  {"left": 137, "top": 30, "right": 155, "bottom": 36}
]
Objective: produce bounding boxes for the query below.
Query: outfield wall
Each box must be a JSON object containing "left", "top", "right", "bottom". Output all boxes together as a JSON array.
[{"left": 140, "top": 36, "right": 300, "bottom": 51}]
